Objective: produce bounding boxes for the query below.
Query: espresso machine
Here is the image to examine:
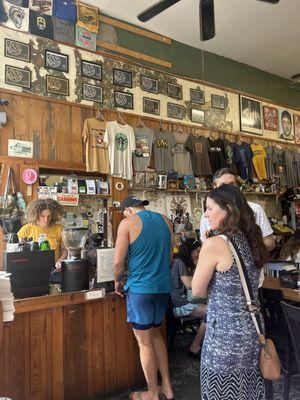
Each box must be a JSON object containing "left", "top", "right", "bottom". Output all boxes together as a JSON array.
[{"left": 61, "top": 228, "right": 90, "bottom": 293}]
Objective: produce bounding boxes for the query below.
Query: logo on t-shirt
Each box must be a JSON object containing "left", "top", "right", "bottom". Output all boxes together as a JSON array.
[
  {"left": 156, "top": 139, "right": 168, "bottom": 148},
  {"left": 115, "top": 133, "right": 128, "bottom": 151},
  {"left": 195, "top": 143, "right": 203, "bottom": 153}
]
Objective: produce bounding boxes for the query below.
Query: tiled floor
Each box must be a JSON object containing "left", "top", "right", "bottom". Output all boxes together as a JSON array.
[{"left": 109, "top": 328, "right": 300, "bottom": 400}]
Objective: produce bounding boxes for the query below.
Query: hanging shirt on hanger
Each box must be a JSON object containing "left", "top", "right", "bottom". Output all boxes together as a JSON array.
[
  {"left": 82, "top": 118, "right": 109, "bottom": 174},
  {"left": 224, "top": 139, "right": 237, "bottom": 174},
  {"left": 153, "top": 130, "right": 176, "bottom": 173},
  {"left": 185, "top": 135, "right": 212, "bottom": 177},
  {"left": 233, "top": 142, "right": 253, "bottom": 182},
  {"left": 173, "top": 131, "right": 193, "bottom": 176},
  {"left": 266, "top": 146, "right": 276, "bottom": 177},
  {"left": 251, "top": 143, "right": 267, "bottom": 180},
  {"left": 133, "top": 127, "right": 155, "bottom": 172},
  {"left": 208, "top": 138, "right": 226, "bottom": 173},
  {"left": 105, "top": 121, "right": 136, "bottom": 180},
  {"left": 285, "top": 150, "right": 298, "bottom": 187},
  {"left": 272, "top": 146, "right": 287, "bottom": 187}
]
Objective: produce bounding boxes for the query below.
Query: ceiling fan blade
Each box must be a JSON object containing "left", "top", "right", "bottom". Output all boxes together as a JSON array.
[
  {"left": 258, "top": 0, "right": 280, "bottom": 3},
  {"left": 199, "top": 0, "right": 215, "bottom": 41},
  {"left": 137, "top": 0, "right": 181, "bottom": 22}
]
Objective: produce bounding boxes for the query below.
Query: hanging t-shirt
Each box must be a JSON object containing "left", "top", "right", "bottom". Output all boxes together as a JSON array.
[
  {"left": 104, "top": 121, "right": 136, "bottom": 180},
  {"left": 29, "top": 10, "right": 54, "bottom": 38},
  {"left": 272, "top": 147, "right": 287, "bottom": 187},
  {"left": 53, "top": 0, "right": 76, "bottom": 22},
  {"left": 251, "top": 143, "right": 267, "bottom": 180},
  {"left": 266, "top": 146, "right": 275, "bottom": 177},
  {"left": 208, "top": 138, "right": 226, "bottom": 173},
  {"left": 224, "top": 139, "right": 238, "bottom": 174},
  {"left": 153, "top": 130, "right": 176, "bottom": 173},
  {"left": 173, "top": 131, "right": 193, "bottom": 176},
  {"left": 185, "top": 135, "right": 212, "bottom": 177},
  {"left": 82, "top": 118, "right": 109, "bottom": 174},
  {"left": 2, "top": 0, "right": 29, "bottom": 32},
  {"left": 133, "top": 127, "right": 155, "bottom": 172},
  {"left": 233, "top": 142, "right": 253, "bottom": 182},
  {"left": 285, "top": 150, "right": 298, "bottom": 187}
]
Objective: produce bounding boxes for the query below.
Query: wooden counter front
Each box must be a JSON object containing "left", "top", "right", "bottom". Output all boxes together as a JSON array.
[{"left": 0, "top": 292, "right": 144, "bottom": 400}]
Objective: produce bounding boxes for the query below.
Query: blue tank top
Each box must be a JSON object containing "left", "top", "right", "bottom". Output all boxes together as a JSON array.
[{"left": 124, "top": 210, "right": 171, "bottom": 294}]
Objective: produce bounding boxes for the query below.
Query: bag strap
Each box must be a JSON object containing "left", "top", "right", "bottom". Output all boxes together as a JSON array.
[{"left": 220, "top": 234, "right": 265, "bottom": 343}]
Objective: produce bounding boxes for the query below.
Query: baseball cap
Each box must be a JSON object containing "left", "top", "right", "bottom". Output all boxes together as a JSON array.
[{"left": 120, "top": 196, "right": 149, "bottom": 211}]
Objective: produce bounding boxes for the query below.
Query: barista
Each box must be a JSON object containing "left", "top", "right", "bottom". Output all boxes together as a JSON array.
[{"left": 18, "top": 199, "right": 67, "bottom": 270}]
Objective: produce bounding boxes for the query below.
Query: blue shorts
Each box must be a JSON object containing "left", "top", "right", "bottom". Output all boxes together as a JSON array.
[{"left": 126, "top": 291, "right": 170, "bottom": 330}]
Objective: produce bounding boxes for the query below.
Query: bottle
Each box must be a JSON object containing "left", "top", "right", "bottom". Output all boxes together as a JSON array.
[{"left": 40, "top": 240, "right": 50, "bottom": 250}]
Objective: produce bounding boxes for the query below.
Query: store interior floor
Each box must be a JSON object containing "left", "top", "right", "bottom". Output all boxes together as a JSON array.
[{"left": 108, "top": 328, "right": 300, "bottom": 400}]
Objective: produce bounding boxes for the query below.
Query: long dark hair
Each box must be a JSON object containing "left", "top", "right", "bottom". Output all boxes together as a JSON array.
[
  {"left": 280, "top": 231, "right": 300, "bottom": 260},
  {"left": 176, "top": 237, "right": 201, "bottom": 271},
  {"left": 207, "top": 185, "right": 269, "bottom": 269}
]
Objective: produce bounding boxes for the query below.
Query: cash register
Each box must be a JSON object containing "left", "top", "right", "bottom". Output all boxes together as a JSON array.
[{"left": 3, "top": 249, "right": 55, "bottom": 298}]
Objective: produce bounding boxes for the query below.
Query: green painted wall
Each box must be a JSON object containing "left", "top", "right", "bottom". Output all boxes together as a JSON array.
[{"left": 99, "top": 20, "right": 300, "bottom": 109}]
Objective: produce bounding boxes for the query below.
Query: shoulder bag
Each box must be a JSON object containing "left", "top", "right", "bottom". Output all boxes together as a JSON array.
[{"left": 223, "top": 235, "right": 281, "bottom": 381}]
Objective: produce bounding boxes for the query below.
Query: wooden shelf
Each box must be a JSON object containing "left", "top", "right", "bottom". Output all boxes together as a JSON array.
[{"left": 79, "top": 193, "right": 111, "bottom": 198}]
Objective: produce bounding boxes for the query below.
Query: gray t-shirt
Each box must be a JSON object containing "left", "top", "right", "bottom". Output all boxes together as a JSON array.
[
  {"left": 133, "top": 127, "right": 155, "bottom": 171},
  {"left": 173, "top": 131, "right": 193, "bottom": 176},
  {"left": 154, "top": 130, "right": 176, "bottom": 172},
  {"left": 171, "top": 258, "right": 191, "bottom": 307}
]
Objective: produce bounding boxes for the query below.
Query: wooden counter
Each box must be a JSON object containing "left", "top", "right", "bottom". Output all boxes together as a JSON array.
[
  {"left": 0, "top": 291, "right": 144, "bottom": 400},
  {"left": 263, "top": 276, "right": 300, "bottom": 303}
]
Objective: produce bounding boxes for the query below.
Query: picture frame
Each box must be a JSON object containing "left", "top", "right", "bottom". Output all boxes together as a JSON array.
[
  {"left": 211, "top": 94, "right": 225, "bottom": 109},
  {"left": 46, "top": 75, "right": 69, "bottom": 96},
  {"left": 294, "top": 114, "right": 300, "bottom": 145},
  {"left": 167, "top": 102, "right": 184, "bottom": 120},
  {"left": 113, "top": 68, "right": 132, "bottom": 88},
  {"left": 45, "top": 50, "right": 69, "bottom": 73},
  {"left": 133, "top": 172, "right": 146, "bottom": 188},
  {"left": 114, "top": 91, "right": 134, "bottom": 109},
  {"left": 145, "top": 172, "right": 157, "bottom": 188},
  {"left": 240, "top": 95, "right": 262, "bottom": 135},
  {"left": 279, "top": 109, "right": 294, "bottom": 141},
  {"left": 81, "top": 60, "right": 102, "bottom": 80},
  {"left": 143, "top": 97, "right": 160, "bottom": 116},
  {"left": 141, "top": 75, "right": 159, "bottom": 94},
  {"left": 157, "top": 174, "right": 168, "bottom": 189},
  {"left": 5, "top": 65, "right": 31, "bottom": 88},
  {"left": 167, "top": 82, "right": 182, "bottom": 99},
  {"left": 190, "top": 88, "right": 205, "bottom": 104},
  {"left": 191, "top": 108, "right": 205, "bottom": 124},
  {"left": 5, "top": 38, "right": 30, "bottom": 62},
  {"left": 263, "top": 105, "right": 278, "bottom": 131},
  {"left": 82, "top": 83, "right": 103, "bottom": 103},
  {"left": 168, "top": 180, "right": 179, "bottom": 191}
]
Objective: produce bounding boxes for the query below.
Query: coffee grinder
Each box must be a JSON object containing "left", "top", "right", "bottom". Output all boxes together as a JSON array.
[{"left": 61, "top": 228, "right": 90, "bottom": 293}]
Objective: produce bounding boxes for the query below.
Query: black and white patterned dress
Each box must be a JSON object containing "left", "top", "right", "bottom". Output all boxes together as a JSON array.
[{"left": 201, "top": 232, "right": 266, "bottom": 400}]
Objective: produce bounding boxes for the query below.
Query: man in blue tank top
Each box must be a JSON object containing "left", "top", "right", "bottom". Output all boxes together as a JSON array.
[{"left": 113, "top": 196, "right": 174, "bottom": 400}]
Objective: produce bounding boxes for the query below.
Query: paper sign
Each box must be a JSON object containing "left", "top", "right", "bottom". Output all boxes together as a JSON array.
[
  {"left": 97, "top": 248, "right": 114, "bottom": 283},
  {"left": 57, "top": 193, "right": 79, "bottom": 206},
  {"left": 8, "top": 139, "right": 33, "bottom": 158}
]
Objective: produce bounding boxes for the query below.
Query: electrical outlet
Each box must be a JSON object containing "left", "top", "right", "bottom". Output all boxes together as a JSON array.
[{"left": 84, "top": 289, "right": 106, "bottom": 300}]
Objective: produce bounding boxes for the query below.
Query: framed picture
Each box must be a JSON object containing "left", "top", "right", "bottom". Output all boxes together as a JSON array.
[
  {"left": 191, "top": 108, "right": 205, "bottom": 124},
  {"left": 45, "top": 50, "right": 68, "bottom": 73},
  {"left": 168, "top": 180, "right": 179, "bottom": 190},
  {"left": 211, "top": 94, "right": 225, "bottom": 109},
  {"left": 190, "top": 88, "right": 205, "bottom": 104},
  {"left": 114, "top": 91, "right": 133, "bottom": 109},
  {"left": 113, "top": 68, "right": 132, "bottom": 88},
  {"left": 294, "top": 114, "right": 300, "bottom": 144},
  {"left": 279, "top": 109, "right": 294, "bottom": 141},
  {"left": 133, "top": 172, "right": 146, "bottom": 188},
  {"left": 5, "top": 38, "right": 30, "bottom": 62},
  {"left": 81, "top": 60, "right": 102, "bottom": 80},
  {"left": 167, "top": 103, "right": 184, "bottom": 120},
  {"left": 157, "top": 174, "right": 168, "bottom": 189},
  {"left": 5, "top": 65, "right": 31, "bottom": 88},
  {"left": 141, "top": 75, "right": 159, "bottom": 94},
  {"left": 143, "top": 97, "right": 160, "bottom": 116},
  {"left": 83, "top": 83, "right": 103, "bottom": 103},
  {"left": 167, "top": 82, "right": 182, "bottom": 99},
  {"left": 46, "top": 75, "right": 69, "bottom": 96},
  {"left": 263, "top": 105, "right": 278, "bottom": 131},
  {"left": 145, "top": 172, "right": 157, "bottom": 188},
  {"left": 240, "top": 95, "right": 262, "bottom": 135}
]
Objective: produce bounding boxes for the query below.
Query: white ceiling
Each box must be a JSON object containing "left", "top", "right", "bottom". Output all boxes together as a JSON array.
[{"left": 88, "top": 0, "right": 300, "bottom": 80}]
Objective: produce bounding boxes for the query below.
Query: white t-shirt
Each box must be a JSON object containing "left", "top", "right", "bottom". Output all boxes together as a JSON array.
[
  {"left": 199, "top": 201, "right": 273, "bottom": 288},
  {"left": 104, "top": 121, "right": 136, "bottom": 180}
]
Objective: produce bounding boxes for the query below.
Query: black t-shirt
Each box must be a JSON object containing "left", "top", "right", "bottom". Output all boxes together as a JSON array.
[{"left": 208, "top": 138, "right": 226, "bottom": 173}]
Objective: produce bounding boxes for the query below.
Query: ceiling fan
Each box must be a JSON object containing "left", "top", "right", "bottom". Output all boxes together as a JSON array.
[{"left": 137, "top": 0, "right": 280, "bottom": 41}]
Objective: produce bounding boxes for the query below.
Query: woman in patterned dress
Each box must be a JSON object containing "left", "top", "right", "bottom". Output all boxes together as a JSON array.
[{"left": 192, "top": 185, "right": 269, "bottom": 400}]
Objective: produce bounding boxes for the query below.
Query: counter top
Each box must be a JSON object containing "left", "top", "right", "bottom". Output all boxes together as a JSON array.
[
  {"left": 263, "top": 276, "right": 300, "bottom": 303},
  {"left": 14, "top": 289, "right": 116, "bottom": 314}
]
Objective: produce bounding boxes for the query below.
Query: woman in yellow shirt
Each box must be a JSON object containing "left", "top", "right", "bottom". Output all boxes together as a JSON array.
[{"left": 18, "top": 199, "right": 67, "bottom": 269}]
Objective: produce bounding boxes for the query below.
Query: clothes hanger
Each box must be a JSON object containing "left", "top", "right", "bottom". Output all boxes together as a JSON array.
[
  {"left": 177, "top": 123, "right": 184, "bottom": 134},
  {"left": 236, "top": 135, "right": 243, "bottom": 145},
  {"left": 116, "top": 112, "right": 126, "bottom": 125},
  {"left": 159, "top": 119, "right": 164, "bottom": 131},
  {"left": 95, "top": 107, "right": 105, "bottom": 121},
  {"left": 136, "top": 116, "right": 146, "bottom": 128}
]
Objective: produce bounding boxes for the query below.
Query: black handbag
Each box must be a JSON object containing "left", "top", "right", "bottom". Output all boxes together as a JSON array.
[{"left": 0, "top": 167, "right": 22, "bottom": 235}]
